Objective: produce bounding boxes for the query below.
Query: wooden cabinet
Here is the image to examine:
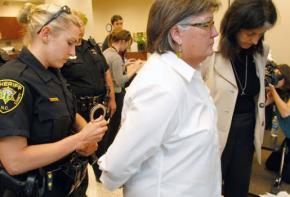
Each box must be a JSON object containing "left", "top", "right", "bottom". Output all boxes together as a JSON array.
[
  {"left": 126, "top": 52, "right": 147, "bottom": 60},
  {"left": 0, "top": 17, "right": 24, "bottom": 40}
]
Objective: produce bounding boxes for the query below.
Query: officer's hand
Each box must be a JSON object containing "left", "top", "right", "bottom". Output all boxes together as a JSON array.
[
  {"left": 76, "top": 116, "right": 107, "bottom": 150},
  {"left": 76, "top": 143, "right": 98, "bottom": 156}
]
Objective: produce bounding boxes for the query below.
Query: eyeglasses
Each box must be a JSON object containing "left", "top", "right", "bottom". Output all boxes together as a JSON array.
[
  {"left": 184, "top": 20, "right": 215, "bottom": 31},
  {"left": 37, "top": 5, "right": 71, "bottom": 34}
]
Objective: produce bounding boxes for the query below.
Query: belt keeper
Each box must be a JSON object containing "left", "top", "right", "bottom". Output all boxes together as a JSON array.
[{"left": 47, "top": 171, "right": 53, "bottom": 191}]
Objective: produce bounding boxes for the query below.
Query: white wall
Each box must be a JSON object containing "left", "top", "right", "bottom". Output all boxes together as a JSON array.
[
  {"left": 45, "top": 0, "right": 94, "bottom": 39},
  {"left": 265, "top": 0, "right": 290, "bottom": 64},
  {"left": 214, "top": 0, "right": 229, "bottom": 34},
  {"left": 0, "top": 2, "right": 23, "bottom": 16}
]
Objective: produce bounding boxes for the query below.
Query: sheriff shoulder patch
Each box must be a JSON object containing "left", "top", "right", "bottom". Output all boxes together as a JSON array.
[{"left": 0, "top": 79, "right": 25, "bottom": 114}]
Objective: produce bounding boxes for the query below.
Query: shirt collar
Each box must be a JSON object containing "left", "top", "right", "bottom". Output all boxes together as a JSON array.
[
  {"left": 160, "top": 51, "right": 200, "bottom": 82},
  {"left": 78, "top": 39, "right": 90, "bottom": 51},
  {"left": 18, "top": 47, "right": 53, "bottom": 83}
]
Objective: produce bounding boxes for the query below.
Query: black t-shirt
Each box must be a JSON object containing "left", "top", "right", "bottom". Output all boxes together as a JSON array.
[
  {"left": 102, "top": 35, "right": 109, "bottom": 51},
  {"left": 62, "top": 39, "right": 109, "bottom": 97},
  {"left": 0, "top": 47, "right": 75, "bottom": 145},
  {"left": 231, "top": 50, "right": 260, "bottom": 114}
]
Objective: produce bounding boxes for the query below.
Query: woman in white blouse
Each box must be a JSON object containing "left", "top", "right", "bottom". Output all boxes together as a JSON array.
[{"left": 99, "top": 0, "right": 221, "bottom": 196}]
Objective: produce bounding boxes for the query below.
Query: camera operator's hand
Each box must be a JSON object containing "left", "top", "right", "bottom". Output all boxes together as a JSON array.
[
  {"left": 266, "top": 84, "right": 275, "bottom": 104},
  {"left": 75, "top": 116, "right": 107, "bottom": 154},
  {"left": 268, "top": 83, "right": 278, "bottom": 94}
]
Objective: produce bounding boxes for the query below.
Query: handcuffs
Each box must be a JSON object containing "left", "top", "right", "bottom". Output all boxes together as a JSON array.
[
  {"left": 88, "top": 102, "right": 110, "bottom": 165},
  {"left": 89, "top": 103, "right": 110, "bottom": 123}
]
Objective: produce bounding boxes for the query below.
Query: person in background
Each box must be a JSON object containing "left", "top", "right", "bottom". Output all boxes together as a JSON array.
[
  {"left": 267, "top": 64, "right": 290, "bottom": 135},
  {"left": 102, "top": 29, "right": 142, "bottom": 159},
  {"left": 0, "top": 33, "right": 10, "bottom": 67},
  {"left": 102, "top": 15, "right": 123, "bottom": 51},
  {"left": 0, "top": 3, "right": 107, "bottom": 197},
  {"left": 98, "top": 0, "right": 221, "bottom": 196},
  {"left": 202, "top": 0, "right": 277, "bottom": 196},
  {"left": 266, "top": 64, "right": 290, "bottom": 183},
  {"left": 0, "top": 49, "right": 9, "bottom": 67},
  {"left": 61, "top": 11, "right": 116, "bottom": 195}
]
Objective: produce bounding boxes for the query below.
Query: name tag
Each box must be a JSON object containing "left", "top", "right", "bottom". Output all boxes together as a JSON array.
[{"left": 49, "top": 97, "right": 59, "bottom": 102}]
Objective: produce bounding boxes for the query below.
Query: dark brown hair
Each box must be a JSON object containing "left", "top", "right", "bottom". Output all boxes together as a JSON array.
[
  {"left": 146, "top": 0, "right": 220, "bottom": 54},
  {"left": 108, "top": 29, "right": 132, "bottom": 45},
  {"left": 219, "top": 0, "right": 277, "bottom": 60},
  {"left": 111, "top": 15, "right": 123, "bottom": 24},
  {"left": 278, "top": 64, "right": 290, "bottom": 92}
]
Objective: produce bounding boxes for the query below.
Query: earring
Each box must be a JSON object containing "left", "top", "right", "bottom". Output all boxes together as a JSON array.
[{"left": 176, "top": 44, "right": 182, "bottom": 58}]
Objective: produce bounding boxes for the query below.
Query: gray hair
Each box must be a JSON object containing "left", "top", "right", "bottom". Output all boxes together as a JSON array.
[
  {"left": 167, "top": 16, "right": 195, "bottom": 49},
  {"left": 147, "top": 0, "right": 220, "bottom": 54}
]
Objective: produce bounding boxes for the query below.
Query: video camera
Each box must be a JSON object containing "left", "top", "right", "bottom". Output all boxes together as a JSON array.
[{"left": 265, "top": 61, "right": 284, "bottom": 87}]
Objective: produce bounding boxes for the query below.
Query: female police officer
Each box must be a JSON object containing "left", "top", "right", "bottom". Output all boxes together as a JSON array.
[{"left": 0, "top": 3, "right": 107, "bottom": 197}]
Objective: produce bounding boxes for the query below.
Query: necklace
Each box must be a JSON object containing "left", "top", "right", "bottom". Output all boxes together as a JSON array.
[{"left": 231, "top": 55, "right": 248, "bottom": 96}]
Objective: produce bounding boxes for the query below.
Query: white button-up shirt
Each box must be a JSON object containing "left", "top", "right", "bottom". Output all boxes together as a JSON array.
[{"left": 99, "top": 52, "right": 221, "bottom": 197}]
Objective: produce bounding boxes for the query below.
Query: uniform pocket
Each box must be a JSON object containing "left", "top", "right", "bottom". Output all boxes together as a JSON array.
[
  {"left": 37, "top": 100, "right": 69, "bottom": 121},
  {"left": 30, "top": 100, "right": 71, "bottom": 143}
]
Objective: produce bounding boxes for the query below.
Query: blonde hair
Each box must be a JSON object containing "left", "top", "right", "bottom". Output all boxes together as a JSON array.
[
  {"left": 73, "top": 11, "right": 88, "bottom": 26},
  {"left": 18, "top": 3, "right": 81, "bottom": 45}
]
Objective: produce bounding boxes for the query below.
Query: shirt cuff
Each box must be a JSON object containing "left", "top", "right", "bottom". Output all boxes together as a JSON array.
[{"left": 98, "top": 155, "right": 122, "bottom": 191}]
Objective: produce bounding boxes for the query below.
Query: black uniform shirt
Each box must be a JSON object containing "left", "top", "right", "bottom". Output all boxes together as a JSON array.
[
  {"left": 0, "top": 47, "right": 75, "bottom": 145},
  {"left": 61, "top": 39, "right": 109, "bottom": 97}
]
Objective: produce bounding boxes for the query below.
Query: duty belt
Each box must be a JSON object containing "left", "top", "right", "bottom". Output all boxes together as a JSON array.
[
  {"left": 0, "top": 153, "right": 88, "bottom": 197},
  {"left": 45, "top": 152, "right": 88, "bottom": 196},
  {"left": 0, "top": 165, "right": 45, "bottom": 197},
  {"left": 76, "top": 95, "right": 105, "bottom": 113}
]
